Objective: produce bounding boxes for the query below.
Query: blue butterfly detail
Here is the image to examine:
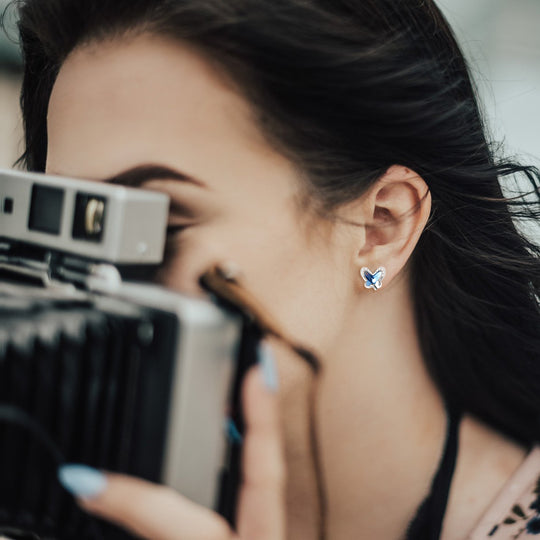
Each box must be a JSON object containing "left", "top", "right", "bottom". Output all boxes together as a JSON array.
[{"left": 361, "top": 266, "right": 386, "bottom": 290}]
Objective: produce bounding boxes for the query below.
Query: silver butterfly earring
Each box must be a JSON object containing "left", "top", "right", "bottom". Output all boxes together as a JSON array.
[{"left": 360, "top": 266, "right": 386, "bottom": 291}]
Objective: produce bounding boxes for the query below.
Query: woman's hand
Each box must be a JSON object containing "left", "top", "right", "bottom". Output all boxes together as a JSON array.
[{"left": 58, "top": 344, "right": 285, "bottom": 540}]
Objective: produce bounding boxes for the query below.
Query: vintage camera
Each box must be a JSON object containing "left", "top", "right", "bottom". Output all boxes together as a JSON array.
[{"left": 0, "top": 169, "right": 253, "bottom": 539}]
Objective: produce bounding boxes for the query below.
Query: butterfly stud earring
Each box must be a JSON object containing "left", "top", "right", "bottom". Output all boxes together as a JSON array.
[{"left": 361, "top": 266, "right": 386, "bottom": 291}]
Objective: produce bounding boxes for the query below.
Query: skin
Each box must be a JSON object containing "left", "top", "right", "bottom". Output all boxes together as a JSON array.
[{"left": 46, "top": 33, "right": 528, "bottom": 539}]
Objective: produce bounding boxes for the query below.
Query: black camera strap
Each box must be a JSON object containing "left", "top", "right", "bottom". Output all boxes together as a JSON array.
[
  {"left": 0, "top": 405, "right": 64, "bottom": 465},
  {"left": 199, "top": 264, "right": 321, "bottom": 373},
  {"left": 0, "top": 408, "right": 105, "bottom": 538}
]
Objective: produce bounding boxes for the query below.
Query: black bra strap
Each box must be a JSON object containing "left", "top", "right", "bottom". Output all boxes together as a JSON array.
[{"left": 405, "top": 404, "right": 462, "bottom": 540}]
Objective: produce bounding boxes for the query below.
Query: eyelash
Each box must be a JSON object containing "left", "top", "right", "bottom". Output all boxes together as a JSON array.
[{"left": 166, "top": 224, "right": 188, "bottom": 236}]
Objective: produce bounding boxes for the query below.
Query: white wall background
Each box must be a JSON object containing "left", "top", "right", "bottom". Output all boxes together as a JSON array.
[
  {"left": 438, "top": 0, "right": 540, "bottom": 166},
  {"left": 0, "top": 0, "right": 23, "bottom": 168},
  {"left": 438, "top": 0, "right": 540, "bottom": 242},
  {"left": 0, "top": 76, "right": 22, "bottom": 168}
]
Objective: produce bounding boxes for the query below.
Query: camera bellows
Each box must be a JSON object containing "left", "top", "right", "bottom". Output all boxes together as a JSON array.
[{"left": 0, "top": 294, "right": 177, "bottom": 539}]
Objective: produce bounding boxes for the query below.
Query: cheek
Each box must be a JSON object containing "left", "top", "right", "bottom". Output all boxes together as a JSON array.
[
  {"left": 157, "top": 216, "right": 347, "bottom": 351},
  {"left": 243, "top": 245, "right": 345, "bottom": 351}
]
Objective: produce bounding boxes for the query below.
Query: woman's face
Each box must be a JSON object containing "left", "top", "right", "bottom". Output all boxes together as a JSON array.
[{"left": 46, "top": 33, "right": 361, "bottom": 353}]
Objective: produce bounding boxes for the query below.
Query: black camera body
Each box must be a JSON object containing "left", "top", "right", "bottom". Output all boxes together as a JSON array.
[{"left": 0, "top": 169, "right": 252, "bottom": 539}]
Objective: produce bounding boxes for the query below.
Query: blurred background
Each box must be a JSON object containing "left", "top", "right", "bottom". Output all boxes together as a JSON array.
[
  {"left": 0, "top": 0, "right": 22, "bottom": 168},
  {"left": 439, "top": 0, "right": 540, "bottom": 167},
  {"left": 0, "top": 0, "right": 539, "bottom": 171}
]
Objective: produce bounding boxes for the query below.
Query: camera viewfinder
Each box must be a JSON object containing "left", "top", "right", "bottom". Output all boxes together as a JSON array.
[{"left": 28, "top": 184, "right": 64, "bottom": 235}]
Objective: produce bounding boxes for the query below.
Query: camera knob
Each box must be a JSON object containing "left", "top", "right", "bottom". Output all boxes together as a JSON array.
[{"left": 84, "top": 198, "right": 105, "bottom": 236}]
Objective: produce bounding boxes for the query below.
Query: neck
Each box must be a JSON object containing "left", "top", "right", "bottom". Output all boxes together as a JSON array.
[{"left": 279, "top": 271, "right": 449, "bottom": 539}]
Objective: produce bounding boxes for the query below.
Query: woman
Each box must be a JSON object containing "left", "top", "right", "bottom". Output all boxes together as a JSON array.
[{"left": 14, "top": 0, "right": 540, "bottom": 538}]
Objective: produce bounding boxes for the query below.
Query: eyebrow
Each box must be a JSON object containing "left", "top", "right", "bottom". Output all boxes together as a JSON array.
[{"left": 102, "top": 164, "right": 207, "bottom": 188}]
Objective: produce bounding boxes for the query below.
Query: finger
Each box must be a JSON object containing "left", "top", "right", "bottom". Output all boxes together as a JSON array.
[
  {"left": 236, "top": 343, "right": 286, "bottom": 540},
  {"left": 66, "top": 470, "right": 232, "bottom": 540}
]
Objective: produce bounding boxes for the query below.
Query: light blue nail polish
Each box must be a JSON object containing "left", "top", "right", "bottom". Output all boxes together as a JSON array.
[
  {"left": 258, "top": 342, "right": 279, "bottom": 393},
  {"left": 58, "top": 464, "right": 107, "bottom": 499}
]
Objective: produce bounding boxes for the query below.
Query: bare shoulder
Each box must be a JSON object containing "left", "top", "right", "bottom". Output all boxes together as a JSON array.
[{"left": 440, "top": 413, "right": 529, "bottom": 540}]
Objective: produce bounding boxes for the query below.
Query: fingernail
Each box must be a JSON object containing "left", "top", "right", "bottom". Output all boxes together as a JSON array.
[
  {"left": 258, "top": 341, "right": 279, "bottom": 393},
  {"left": 219, "top": 261, "right": 243, "bottom": 281},
  {"left": 58, "top": 464, "right": 107, "bottom": 499}
]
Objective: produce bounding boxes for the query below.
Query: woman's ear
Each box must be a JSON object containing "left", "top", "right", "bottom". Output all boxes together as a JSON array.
[{"left": 353, "top": 165, "right": 432, "bottom": 289}]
